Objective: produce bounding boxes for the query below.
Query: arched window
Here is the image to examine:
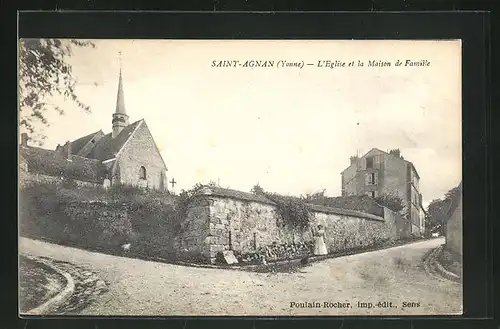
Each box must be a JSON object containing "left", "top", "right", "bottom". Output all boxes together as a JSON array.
[{"left": 139, "top": 166, "right": 147, "bottom": 180}]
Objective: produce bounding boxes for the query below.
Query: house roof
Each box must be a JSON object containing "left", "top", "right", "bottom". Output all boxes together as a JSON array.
[
  {"left": 341, "top": 147, "right": 420, "bottom": 179},
  {"left": 69, "top": 130, "right": 102, "bottom": 155},
  {"left": 86, "top": 119, "right": 143, "bottom": 161},
  {"left": 19, "top": 146, "right": 106, "bottom": 183}
]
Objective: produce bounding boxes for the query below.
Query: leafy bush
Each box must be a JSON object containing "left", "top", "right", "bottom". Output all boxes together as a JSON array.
[
  {"left": 229, "top": 241, "right": 314, "bottom": 265},
  {"left": 250, "top": 183, "right": 265, "bottom": 195},
  {"left": 262, "top": 241, "right": 313, "bottom": 262},
  {"left": 263, "top": 192, "right": 312, "bottom": 230},
  {"left": 251, "top": 184, "right": 312, "bottom": 230},
  {"left": 425, "top": 185, "right": 461, "bottom": 235},
  {"left": 374, "top": 193, "right": 405, "bottom": 214},
  {"left": 20, "top": 147, "right": 105, "bottom": 182},
  {"left": 173, "top": 182, "right": 214, "bottom": 235},
  {"left": 19, "top": 182, "right": 178, "bottom": 259}
]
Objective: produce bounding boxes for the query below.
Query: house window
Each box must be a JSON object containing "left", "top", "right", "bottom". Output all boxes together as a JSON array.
[
  {"left": 139, "top": 166, "right": 147, "bottom": 180},
  {"left": 366, "top": 157, "right": 374, "bottom": 169},
  {"left": 367, "top": 191, "right": 377, "bottom": 198},
  {"left": 366, "top": 172, "right": 377, "bottom": 185}
]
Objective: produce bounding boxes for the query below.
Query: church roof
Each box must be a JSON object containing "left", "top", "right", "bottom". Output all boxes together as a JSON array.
[
  {"left": 69, "top": 130, "right": 102, "bottom": 155},
  {"left": 86, "top": 119, "right": 143, "bottom": 161},
  {"left": 19, "top": 146, "right": 106, "bottom": 183}
]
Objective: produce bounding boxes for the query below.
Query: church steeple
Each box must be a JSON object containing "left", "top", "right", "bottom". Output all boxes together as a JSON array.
[
  {"left": 116, "top": 69, "right": 127, "bottom": 115},
  {"left": 112, "top": 53, "right": 129, "bottom": 138}
]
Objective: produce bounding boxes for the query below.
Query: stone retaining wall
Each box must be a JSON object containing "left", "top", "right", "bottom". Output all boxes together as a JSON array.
[
  {"left": 19, "top": 172, "right": 100, "bottom": 189},
  {"left": 176, "top": 188, "right": 407, "bottom": 263}
]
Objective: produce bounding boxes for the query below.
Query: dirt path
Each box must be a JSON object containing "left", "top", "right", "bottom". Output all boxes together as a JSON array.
[{"left": 19, "top": 237, "right": 462, "bottom": 316}]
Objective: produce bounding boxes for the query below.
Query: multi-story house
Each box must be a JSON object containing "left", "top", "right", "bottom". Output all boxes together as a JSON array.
[{"left": 341, "top": 148, "right": 425, "bottom": 236}]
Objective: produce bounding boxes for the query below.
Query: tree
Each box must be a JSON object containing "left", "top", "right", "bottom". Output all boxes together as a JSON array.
[
  {"left": 374, "top": 193, "right": 405, "bottom": 214},
  {"left": 424, "top": 185, "right": 461, "bottom": 235},
  {"left": 19, "top": 39, "right": 95, "bottom": 144},
  {"left": 250, "top": 183, "right": 265, "bottom": 195},
  {"left": 302, "top": 189, "right": 327, "bottom": 203}
]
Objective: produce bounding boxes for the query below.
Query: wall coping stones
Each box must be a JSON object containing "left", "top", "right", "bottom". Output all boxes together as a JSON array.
[
  {"left": 307, "top": 203, "right": 385, "bottom": 222},
  {"left": 197, "top": 186, "right": 385, "bottom": 222},
  {"left": 197, "top": 187, "right": 277, "bottom": 206}
]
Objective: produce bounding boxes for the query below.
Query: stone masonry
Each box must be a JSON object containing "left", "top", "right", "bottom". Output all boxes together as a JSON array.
[
  {"left": 176, "top": 187, "right": 407, "bottom": 264},
  {"left": 115, "top": 121, "right": 167, "bottom": 191}
]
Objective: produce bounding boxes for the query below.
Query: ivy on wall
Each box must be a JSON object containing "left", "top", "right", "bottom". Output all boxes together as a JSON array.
[
  {"left": 19, "top": 182, "right": 178, "bottom": 258},
  {"left": 263, "top": 192, "right": 312, "bottom": 231},
  {"left": 251, "top": 184, "right": 313, "bottom": 231}
]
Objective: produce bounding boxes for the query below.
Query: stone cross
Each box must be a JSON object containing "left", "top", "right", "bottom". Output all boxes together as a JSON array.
[{"left": 170, "top": 178, "right": 177, "bottom": 191}]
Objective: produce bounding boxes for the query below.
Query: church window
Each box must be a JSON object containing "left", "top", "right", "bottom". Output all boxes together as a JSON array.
[{"left": 139, "top": 166, "right": 147, "bottom": 180}]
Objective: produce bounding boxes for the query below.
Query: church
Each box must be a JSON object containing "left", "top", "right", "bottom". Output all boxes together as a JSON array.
[{"left": 19, "top": 69, "right": 169, "bottom": 191}]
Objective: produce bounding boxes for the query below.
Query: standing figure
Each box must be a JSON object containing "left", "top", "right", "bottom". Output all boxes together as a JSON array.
[
  {"left": 103, "top": 175, "right": 111, "bottom": 190},
  {"left": 313, "top": 224, "right": 328, "bottom": 256}
]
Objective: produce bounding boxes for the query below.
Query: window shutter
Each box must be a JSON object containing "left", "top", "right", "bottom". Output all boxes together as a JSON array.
[
  {"left": 374, "top": 172, "right": 378, "bottom": 184},
  {"left": 365, "top": 173, "right": 370, "bottom": 185}
]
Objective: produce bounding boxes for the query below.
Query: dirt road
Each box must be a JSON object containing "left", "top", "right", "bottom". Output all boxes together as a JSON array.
[{"left": 19, "top": 237, "right": 462, "bottom": 316}]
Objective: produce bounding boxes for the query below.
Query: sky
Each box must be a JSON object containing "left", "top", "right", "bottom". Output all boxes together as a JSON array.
[{"left": 23, "top": 39, "right": 462, "bottom": 207}]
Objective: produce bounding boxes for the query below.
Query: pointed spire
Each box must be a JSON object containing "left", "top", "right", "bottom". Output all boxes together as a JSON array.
[
  {"left": 112, "top": 51, "right": 129, "bottom": 138},
  {"left": 115, "top": 52, "right": 126, "bottom": 115}
]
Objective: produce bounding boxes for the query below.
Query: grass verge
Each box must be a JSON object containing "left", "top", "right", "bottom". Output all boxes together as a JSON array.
[
  {"left": 19, "top": 255, "right": 66, "bottom": 313},
  {"left": 437, "top": 248, "right": 462, "bottom": 278}
]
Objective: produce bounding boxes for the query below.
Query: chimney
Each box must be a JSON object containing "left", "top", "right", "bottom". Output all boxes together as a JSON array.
[
  {"left": 20, "top": 133, "right": 28, "bottom": 147},
  {"left": 389, "top": 149, "right": 401, "bottom": 158},
  {"left": 350, "top": 156, "right": 359, "bottom": 165},
  {"left": 62, "top": 141, "right": 72, "bottom": 160}
]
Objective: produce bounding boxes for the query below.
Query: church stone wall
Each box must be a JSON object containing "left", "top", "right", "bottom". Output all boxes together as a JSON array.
[
  {"left": 117, "top": 122, "right": 167, "bottom": 191},
  {"left": 182, "top": 192, "right": 405, "bottom": 264}
]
